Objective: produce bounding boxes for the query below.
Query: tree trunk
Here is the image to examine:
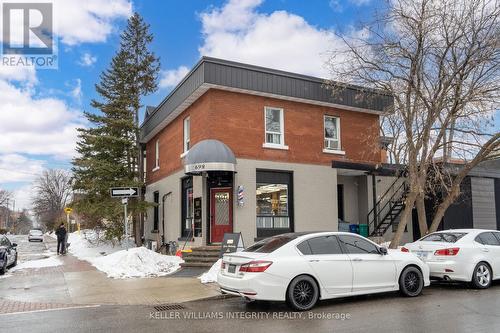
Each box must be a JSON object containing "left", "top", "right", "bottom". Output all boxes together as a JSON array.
[
  {"left": 416, "top": 193, "right": 428, "bottom": 236},
  {"left": 389, "top": 191, "right": 417, "bottom": 249},
  {"left": 428, "top": 185, "right": 461, "bottom": 233}
]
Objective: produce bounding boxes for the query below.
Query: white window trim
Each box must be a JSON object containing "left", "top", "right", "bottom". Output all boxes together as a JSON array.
[
  {"left": 323, "top": 115, "right": 342, "bottom": 152},
  {"left": 183, "top": 116, "right": 190, "bottom": 153},
  {"left": 153, "top": 140, "right": 160, "bottom": 171},
  {"left": 323, "top": 148, "right": 346, "bottom": 155},
  {"left": 263, "top": 142, "right": 289, "bottom": 150},
  {"left": 264, "top": 106, "right": 287, "bottom": 149}
]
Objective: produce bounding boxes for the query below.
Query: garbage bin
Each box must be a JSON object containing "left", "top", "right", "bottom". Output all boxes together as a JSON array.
[
  {"left": 349, "top": 224, "right": 359, "bottom": 234},
  {"left": 359, "top": 224, "right": 369, "bottom": 237}
]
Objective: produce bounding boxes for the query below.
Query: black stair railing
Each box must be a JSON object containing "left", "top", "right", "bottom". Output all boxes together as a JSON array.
[{"left": 367, "top": 176, "right": 409, "bottom": 237}]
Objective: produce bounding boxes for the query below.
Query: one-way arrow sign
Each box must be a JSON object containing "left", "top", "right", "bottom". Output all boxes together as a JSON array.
[{"left": 110, "top": 187, "right": 139, "bottom": 198}]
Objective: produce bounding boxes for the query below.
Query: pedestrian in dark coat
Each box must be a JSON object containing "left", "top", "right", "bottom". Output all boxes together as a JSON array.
[{"left": 55, "top": 223, "right": 67, "bottom": 255}]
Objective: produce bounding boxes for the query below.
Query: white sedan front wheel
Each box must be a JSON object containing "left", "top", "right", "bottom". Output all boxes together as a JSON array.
[
  {"left": 472, "top": 262, "right": 492, "bottom": 289},
  {"left": 399, "top": 266, "right": 424, "bottom": 297}
]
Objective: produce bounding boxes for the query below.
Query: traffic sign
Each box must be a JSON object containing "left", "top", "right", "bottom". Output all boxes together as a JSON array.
[
  {"left": 110, "top": 187, "right": 139, "bottom": 197},
  {"left": 64, "top": 207, "right": 73, "bottom": 214}
]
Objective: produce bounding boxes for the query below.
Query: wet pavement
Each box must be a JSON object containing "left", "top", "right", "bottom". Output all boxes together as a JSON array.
[
  {"left": 1, "top": 281, "right": 500, "bottom": 333},
  {"left": 9, "top": 234, "right": 51, "bottom": 261},
  {"left": 3, "top": 235, "right": 499, "bottom": 332},
  {"left": 1, "top": 234, "right": 220, "bottom": 307}
]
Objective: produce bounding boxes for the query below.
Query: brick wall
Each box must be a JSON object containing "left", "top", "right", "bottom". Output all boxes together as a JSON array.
[{"left": 146, "top": 89, "right": 382, "bottom": 184}]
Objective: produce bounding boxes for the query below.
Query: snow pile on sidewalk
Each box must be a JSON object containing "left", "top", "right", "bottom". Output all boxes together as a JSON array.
[
  {"left": 11, "top": 256, "right": 62, "bottom": 271},
  {"left": 91, "top": 247, "right": 183, "bottom": 279},
  {"left": 45, "top": 231, "right": 56, "bottom": 239},
  {"left": 67, "top": 231, "right": 127, "bottom": 261},
  {"left": 66, "top": 231, "right": 183, "bottom": 279},
  {"left": 199, "top": 259, "right": 222, "bottom": 284}
]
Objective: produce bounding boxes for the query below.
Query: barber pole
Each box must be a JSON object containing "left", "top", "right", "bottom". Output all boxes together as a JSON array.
[{"left": 237, "top": 185, "right": 244, "bottom": 207}]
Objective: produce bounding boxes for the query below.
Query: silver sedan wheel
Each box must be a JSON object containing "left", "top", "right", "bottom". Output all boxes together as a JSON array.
[{"left": 476, "top": 264, "right": 491, "bottom": 287}]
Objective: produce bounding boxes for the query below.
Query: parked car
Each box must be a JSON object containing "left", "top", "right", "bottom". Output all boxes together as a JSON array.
[
  {"left": 0, "top": 235, "right": 18, "bottom": 274},
  {"left": 217, "top": 232, "right": 430, "bottom": 310},
  {"left": 28, "top": 229, "right": 44, "bottom": 242},
  {"left": 403, "top": 229, "right": 500, "bottom": 289}
]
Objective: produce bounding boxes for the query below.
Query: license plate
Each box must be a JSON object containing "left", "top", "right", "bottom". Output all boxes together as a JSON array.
[
  {"left": 228, "top": 264, "right": 236, "bottom": 273},
  {"left": 414, "top": 251, "right": 429, "bottom": 260}
]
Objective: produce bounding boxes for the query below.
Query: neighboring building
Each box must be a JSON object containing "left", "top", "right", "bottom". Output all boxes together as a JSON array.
[
  {"left": 412, "top": 159, "right": 500, "bottom": 240},
  {"left": 140, "top": 57, "right": 397, "bottom": 249}
]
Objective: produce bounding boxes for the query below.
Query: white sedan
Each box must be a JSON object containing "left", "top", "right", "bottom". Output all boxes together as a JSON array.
[
  {"left": 217, "top": 232, "right": 430, "bottom": 310},
  {"left": 28, "top": 229, "right": 44, "bottom": 242},
  {"left": 403, "top": 229, "right": 500, "bottom": 289}
]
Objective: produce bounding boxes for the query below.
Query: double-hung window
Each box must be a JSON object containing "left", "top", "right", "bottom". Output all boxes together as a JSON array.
[
  {"left": 153, "top": 140, "right": 160, "bottom": 170},
  {"left": 264, "top": 107, "right": 287, "bottom": 149},
  {"left": 183, "top": 117, "right": 190, "bottom": 153},
  {"left": 324, "top": 115, "right": 341, "bottom": 152}
]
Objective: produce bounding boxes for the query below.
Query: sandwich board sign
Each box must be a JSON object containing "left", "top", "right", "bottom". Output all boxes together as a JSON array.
[
  {"left": 110, "top": 187, "right": 139, "bottom": 198},
  {"left": 219, "top": 232, "right": 245, "bottom": 258}
]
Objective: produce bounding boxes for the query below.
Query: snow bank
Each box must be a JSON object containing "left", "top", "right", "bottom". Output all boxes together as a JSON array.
[
  {"left": 45, "top": 231, "right": 56, "bottom": 239},
  {"left": 199, "top": 259, "right": 222, "bottom": 284},
  {"left": 67, "top": 231, "right": 183, "bottom": 279},
  {"left": 67, "top": 231, "right": 126, "bottom": 261},
  {"left": 91, "top": 247, "right": 183, "bottom": 279},
  {"left": 11, "top": 256, "right": 62, "bottom": 271}
]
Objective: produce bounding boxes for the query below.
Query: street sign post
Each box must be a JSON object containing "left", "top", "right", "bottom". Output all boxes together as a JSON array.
[
  {"left": 64, "top": 207, "right": 72, "bottom": 232},
  {"left": 122, "top": 197, "right": 129, "bottom": 251},
  {"left": 110, "top": 187, "right": 139, "bottom": 198},
  {"left": 110, "top": 187, "right": 138, "bottom": 251}
]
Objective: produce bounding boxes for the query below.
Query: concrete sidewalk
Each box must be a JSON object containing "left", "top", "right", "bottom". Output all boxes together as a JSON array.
[{"left": 1, "top": 236, "right": 220, "bottom": 306}]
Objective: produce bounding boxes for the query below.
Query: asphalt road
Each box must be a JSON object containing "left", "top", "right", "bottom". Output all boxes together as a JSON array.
[
  {"left": 3, "top": 235, "right": 499, "bottom": 332},
  {"left": 7, "top": 234, "right": 50, "bottom": 262},
  {"left": 2, "top": 280, "right": 500, "bottom": 333}
]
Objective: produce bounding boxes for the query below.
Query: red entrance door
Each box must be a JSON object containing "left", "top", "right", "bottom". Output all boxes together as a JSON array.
[{"left": 210, "top": 188, "right": 233, "bottom": 243}]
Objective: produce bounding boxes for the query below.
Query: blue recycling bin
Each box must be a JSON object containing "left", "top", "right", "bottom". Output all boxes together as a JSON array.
[{"left": 349, "top": 224, "right": 359, "bottom": 234}]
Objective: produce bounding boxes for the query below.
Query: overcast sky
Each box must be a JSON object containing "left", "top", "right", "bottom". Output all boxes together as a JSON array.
[{"left": 0, "top": 0, "right": 498, "bottom": 210}]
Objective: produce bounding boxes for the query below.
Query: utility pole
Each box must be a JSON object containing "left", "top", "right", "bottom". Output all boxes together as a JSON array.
[
  {"left": 6, "top": 199, "right": 10, "bottom": 231},
  {"left": 12, "top": 200, "right": 15, "bottom": 233}
]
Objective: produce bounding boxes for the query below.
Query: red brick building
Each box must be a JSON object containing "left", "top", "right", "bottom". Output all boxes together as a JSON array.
[{"left": 140, "top": 57, "right": 397, "bottom": 248}]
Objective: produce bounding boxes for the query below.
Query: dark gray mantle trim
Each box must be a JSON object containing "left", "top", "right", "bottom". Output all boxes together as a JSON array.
[{"left": 140, "top": 57, "right": 394, "bottom": 143}]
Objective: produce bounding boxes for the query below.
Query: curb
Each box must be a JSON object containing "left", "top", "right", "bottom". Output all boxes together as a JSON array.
[{"left": 181, "top": 290, "right": 236, "bottom": 304}]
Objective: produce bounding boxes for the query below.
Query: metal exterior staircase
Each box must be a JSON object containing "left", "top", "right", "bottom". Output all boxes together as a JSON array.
[{"left": 367, "top": 176, "right": 409, "bottom": 237}]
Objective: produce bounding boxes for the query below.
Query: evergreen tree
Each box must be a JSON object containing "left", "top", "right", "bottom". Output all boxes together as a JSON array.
[{"left": 72, "top": 13, "right": 160, "bottom": 240}]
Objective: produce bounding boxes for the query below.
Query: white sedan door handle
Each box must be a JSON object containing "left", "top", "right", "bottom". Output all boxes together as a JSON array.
[
  {"left": 352, "top": 258, "right": 363, "bottom": 262},
  {"left": 309, "top": 260, "right": 320, "bottom": 262},
  {"left": 481, "top": 248, "right": 490, "bottom": 252}
]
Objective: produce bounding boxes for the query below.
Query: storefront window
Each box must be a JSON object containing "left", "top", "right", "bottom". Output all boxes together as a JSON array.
[
  {"left": 153, "top": 191, "right": 159, "bottom": 231},
  {"left": 256, "top": 170, "right": 293, "bottom": 238},
  {"left": 181, "top": 177, "right": 194, "bottom": 238}
]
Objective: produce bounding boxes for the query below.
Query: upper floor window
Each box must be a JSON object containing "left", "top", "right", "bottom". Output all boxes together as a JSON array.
[
  {"left": 264, "top": 107, "right": 287, "bottom": 149},
  {"left": 183, "top": 117, "right": 190, "bottom": 152},
  {"left": 154, "top": 140, "right": 160, "bottom": 170},
  {"left": 324, "top": 115, "right": 341, "bottom": 151}
]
